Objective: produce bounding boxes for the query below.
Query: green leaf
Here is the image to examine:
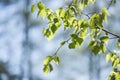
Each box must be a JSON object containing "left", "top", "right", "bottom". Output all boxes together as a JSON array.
[
  {"left": 101, "top": 8, "right": 109, "bottom": 21},
  {"left": 106, "top": 53, "right": 113, "bottom": 62},
  {"left": 78, "top": 3, "right": 84, "bottom": 10},
  {"left": 37, "top": 2, "right": 45, "bottom": 10},
  {"left": 69, "top": 42, "right": 76, "bottom": 49},
  {"left": 112, "top": 60, "right": 117, "bottom": 67},
  {"left": 31, "top": 4, "right": 35, "bottom": 13},
  {"left": 46, "top": 8, "right": 52, "bottom": 15},
  {"left": 70, "top": 34, "right": 77, "bottom": 38},
  {"left": 88, "top": 41, "right": 96, "bottom": 48},
  {"left": 50, "top": 24, "right": 57, "bottom": 34},
  {"left": 76, "top": 38, "right": 83, "bottom": 46},
  {"left": 48, "top": 14, "right": 53, "bottom": 21},
  {"left": 38, "top": 9, "right": 47, "bottom": 19},
  {"left": 53, "top": 56, "right": 60, "bottom": 64},
  {"left": 56, "top": 8, "right": 65, "bottom": 18},
  {"left": 100, "top": 43, "right": 106, "bottom": 53},
  {"left": 92, "top": 45, "right": 100, "bottom": 55},
  {"left": 43, "top": 66, "right": 49, "bottom": 74},
  {"left": 48, "top": 64, "right": 53, "bottom": 72},
  {"left": 117, "top": 38, "right": 120, "bottom": 47},
  {"left": 42, "top": 28, "right": 47, "bottom": 36},
  {"left": 43, "top": 56, "right": 53, "bottom": 66},
  {"left": 60, "top": 41, "right": 66, "bottom": 46},
  {"left": 90, "top": 0, "right": 96, "bottom": 4},
  {"left": 73, "top": 0, "right": 78, "bottom": 4},
  {"left": 100, "top": 36, "right": 109, "bottom": 43},
  {"left": 82, "top": 0, "right": 89, "bottom": 6},
  {"left": 113, "top": 0, "right": 116, "bottom": 4}
]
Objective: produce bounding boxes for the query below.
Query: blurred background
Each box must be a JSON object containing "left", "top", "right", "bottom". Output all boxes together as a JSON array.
[{"left": 0, "top": 0, "right": 120, "bottom": 80}]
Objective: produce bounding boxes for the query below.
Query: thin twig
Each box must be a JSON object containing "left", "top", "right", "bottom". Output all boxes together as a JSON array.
[
  {"left": 81, "top": 12, "right": 120, "bottom": 39},
  {"left": 53, "top": 38, "right": 71, "bottom": 56},
  {"left": 107, "top": 0, "right": 114, "bottom": 10},
  {"left": 102, "top": 28, "right": 120, "bottom": 38}
]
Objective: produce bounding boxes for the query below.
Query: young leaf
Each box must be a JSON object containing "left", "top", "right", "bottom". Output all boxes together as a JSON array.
[
  {"left": 43, "top": 56, "right": 53, "bottom": 66},
  {"left": 90, "top": 0, "right": 96, "bottom": 4},
  {"left": 69, "top": 42, "right": 76, "bottom": 49},
  {"left": 117, "top": 38, "right": 120, "bottom": 47},
  {"left": 43, "top": 66, "right": 49, "bottom": 74},
  {"left": 60, "top": 41, "right": 66, "bottom": 46},
  {"left": 37, "top": 2, "right": 45, "bottom": 10},
  {"left": 31, "top": 4, "right": 35, "bottom": 13},
  {"left": 101, "top": 8, "right": 109, "bottom": 21},
  {"left": 76, "top": 38, "right": 83, "bottom": 46},
  {"left": 88, "top": 41, "right": 96, "bottom": 48},
  {"left": 38, "top": 9, "right": 47, "bottom": 19},
  {"left": 50, "top": 24, "right": 57, "bottom": 34},
  {"left": 100, "top": 43, "right": 106, "bottom": 53},
  {"left": 92, "top": 45, "right": 100, "bottom": 55},
  {"left": 53, "top": 56, "right": 60, "bottom": 64},
  {"left": 106, "top": 53, "right": 113, "bottom": 62},
  {"left": 100, "top": 36, "right": 109, "bottom": 43},
  {"left": 48, "top": 64, "right": 53, "bottom": 72}
]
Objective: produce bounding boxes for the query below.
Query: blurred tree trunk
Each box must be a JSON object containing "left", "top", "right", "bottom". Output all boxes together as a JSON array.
[
  {"left": 20, "top": 0, "right": 33, "bottom": 80},
  {"left": 88, "top": 52, "right": 101, "bottom": 80}
]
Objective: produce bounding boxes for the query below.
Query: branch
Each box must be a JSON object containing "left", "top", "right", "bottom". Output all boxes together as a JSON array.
[
  {"left": 102, "top": 28, "right": 120, "bottom": 38},
  {"left": 107, "top": 0, "right": 114, "bottom": 10},
  {"left": 81, "top": 13, "right": 120, "bottom": 39},
  {"left": 53, "top": 38, "right": 71, "bottom": 56}
]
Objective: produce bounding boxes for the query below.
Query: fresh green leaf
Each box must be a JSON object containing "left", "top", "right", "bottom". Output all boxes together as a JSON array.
[
  {"left": 43, "top": 66, "right": 49, "bottom": 74},
  {"left": 53, "top": 56, "right": 60, "bottom": 64},
  {"left": 92, "top": 45, "right": 100, "bottom": 55},
  {"left": 60, "top": 41, "right": 66, "bottom": 46},
  {"left": 48, "top": 64, "right": 53, "bottom": 72},
  {"left": 50, "top": 24, "right": 57, "bottom": 34},
  {"left": 106, "top": 53, "right": 113, "bottom": 62},
  {"left": 117, "top": 38, "right": 120, "bottom": 47},
  {"left": 37, "top": 2, "right": 45, "bottom": 10},
  {"left": 90, "top": 0, "right": 96, "bottom": 4},
  {"left": 101, "top": 8, "right": 109, "bottom": 21},
  {"left": 37, "top": 9, "right": 47, "bottom": 19},
  {"left": 100, "top": 36, "right": 109, "bottom": 43},
  {"left": 100, "top": 43, "right": 106, "bottom": 53},
  {"left": 76, "top": 37, "right": 83, "bottom": 46},
  {"left": 43, "top": 56, "right": 53, "bottom": 66},
  {"left": 88, "top": 41, "right": 96, "bottom": 48},
  {"left": 31, "top": 4, "right": 35, "bottom": 13},
  {"left": 69, "top": 42, "right": 76, "bottom": 49}
]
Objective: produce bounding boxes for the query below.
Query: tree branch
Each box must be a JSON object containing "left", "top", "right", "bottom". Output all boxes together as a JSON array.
[
  {"left": 102, "top": 28, "right": 120, "bottom": 38},
  {"left": 107, "top": 0, "right": 114, "bottom": 10}
]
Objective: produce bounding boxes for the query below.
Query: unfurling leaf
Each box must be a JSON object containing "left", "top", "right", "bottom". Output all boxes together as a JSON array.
[
  {"left": 101, "top": 8, "right": 109, "bottom": 21},
  {"left": 69, "top": 42, "right": 76, "bottom": 49},
  {"left": 31, "top": 4, "right": 35, "bottom": 13},
  {"left": 117, "top": 38, "right": 120, "bottom": 47},
  {"left": 60, "top": 41, "right": 66, "bottom": 46},
  {"left": 100, "top": 36, "right": 109, "bottom": 43},
  {"left": 106, "top": 53, "right": 113, "bottom": 62},
  {"left": 53, "top": 56, "right": 60, "bottom": 64},
  {"left": 49, "top": 64, "right": 53, "bottom": 72},
  {"left": 43, "top": 56, "right": 53, "bottom": 66},
  {"left": 43, "top": 66, "right": 49, "bottom": 74},
  {"left": 37, "top": 2, "right": 45, "bottom": 10}
]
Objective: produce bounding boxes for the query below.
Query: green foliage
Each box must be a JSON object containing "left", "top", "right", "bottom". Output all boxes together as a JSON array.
[
  {"left": 106, "top": 51, "right": 120, "bottom": 80},
  {"left": 117, "top": 38, "right": 120, "bottom": 47},
  {"left": 43, "top": 56, "right": 60, "bottom": 74},
  {"left": 101, "top": 8, "right": 109, "bottom": 21},
  {"left": 31, "top": 0, "right": 120, "bottom": 79},
  {"left": 31, "top": 4, "right": 35, "bottom": 13},
  {"left": 100, "top": 36, "right": 109, "bottom": 43}
]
